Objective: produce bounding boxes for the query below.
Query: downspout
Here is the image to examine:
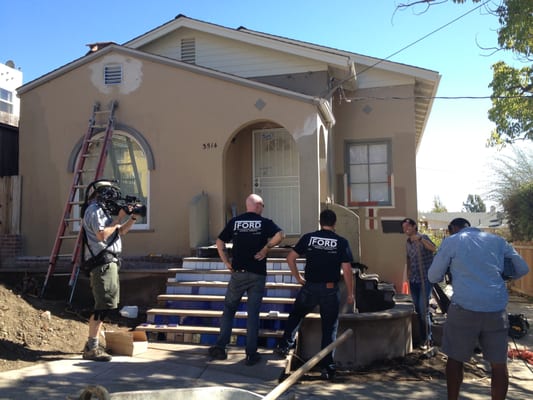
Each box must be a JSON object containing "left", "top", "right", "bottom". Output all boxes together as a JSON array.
[
  {"left": 316, "top": 99, "right": 335, "bottom": 130},
  {"left": 318, "top": 58, "right": 357, "bottom": 203}
]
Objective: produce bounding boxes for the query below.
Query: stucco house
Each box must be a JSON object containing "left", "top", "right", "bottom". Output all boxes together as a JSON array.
[{"left": 17, "top": 15, "right": 440, "bottom": 292}]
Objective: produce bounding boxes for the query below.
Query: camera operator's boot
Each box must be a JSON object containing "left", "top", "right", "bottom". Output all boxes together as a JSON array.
[{"left": 83, "top": 342, "right": 112, "bottom": 362}]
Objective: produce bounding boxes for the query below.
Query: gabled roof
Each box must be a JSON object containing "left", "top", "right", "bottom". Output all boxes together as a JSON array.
[
  {"left": 18, "top": 15, "right": 438, "bottom": 147},
  {"left": 16, "top": 44, "right": 334, "bottom": 125},
  {"left": 125, "top": 15, "right": 355, "bottom": 71},
  {"left": 124, "top": 15, "right": 439, "bottom": 149}
]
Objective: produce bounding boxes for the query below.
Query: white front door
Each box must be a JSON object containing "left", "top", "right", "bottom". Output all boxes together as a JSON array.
[{"left": 253, "top": 128, "right": 300, "bottom": 235}]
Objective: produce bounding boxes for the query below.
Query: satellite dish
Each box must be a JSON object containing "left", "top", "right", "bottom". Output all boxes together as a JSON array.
[{"left": 5, "top": 60, "right": 15, "bottom": 68}]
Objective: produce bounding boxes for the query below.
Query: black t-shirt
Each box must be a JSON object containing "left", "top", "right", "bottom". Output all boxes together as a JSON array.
[
  {"left": 218, "top": 212, "right": 282, "bottom": 275},
  {"left": 293, "top": 229, "right": 353, "bottom": 283}
]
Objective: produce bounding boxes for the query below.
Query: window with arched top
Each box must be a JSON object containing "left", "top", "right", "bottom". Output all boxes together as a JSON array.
[{"left": 69, "top": 126, "right": 154, "bottom": 229}]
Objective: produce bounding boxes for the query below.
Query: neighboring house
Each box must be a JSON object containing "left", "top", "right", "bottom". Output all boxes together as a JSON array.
[
  {"left": 419, "top": 210, "right": 505, "bottom": 232},
  {"left": 0, "top": 60, "right": 22, "bottom": 176},
  {"left": 16, "top": 15, "right": 440, "bottom": 291}
]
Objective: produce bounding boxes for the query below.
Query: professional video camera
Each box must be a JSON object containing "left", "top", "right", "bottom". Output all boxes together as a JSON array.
[
  {"left": 106, "top": 194, "right": 147, "bottom": 217},
  {"left": 83, "top": 179, "right": 147, "bottom": 218}
]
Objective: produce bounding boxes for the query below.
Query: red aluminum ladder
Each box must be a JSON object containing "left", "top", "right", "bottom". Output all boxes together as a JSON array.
[{"left": 40, "top": 101, "right": 118, "bottom": 300}]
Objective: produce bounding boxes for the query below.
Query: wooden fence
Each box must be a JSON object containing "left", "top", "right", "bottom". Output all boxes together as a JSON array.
[
  {"left": 510, "top": 242, "right": 533, "bottom": 297},
  {"left": 0, "top": 176, "right": 21, "bottom": 235}
]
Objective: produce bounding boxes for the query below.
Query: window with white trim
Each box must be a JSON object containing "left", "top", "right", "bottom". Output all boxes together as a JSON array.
[
  {"left": 346, "top": 140, "right": 392, "bottom": 207},
  {"left": 104, "top": 64, "right": 122, "bottom": 85},
  {"left": 0, "top": 88, "right": 13, "bottom": 114}
]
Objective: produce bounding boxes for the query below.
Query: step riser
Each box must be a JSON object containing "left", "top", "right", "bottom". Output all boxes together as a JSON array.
[
  {"left": 144, "top": 332, "right": 281, "bottom": 348},
  {"left": 181, "top": 259, "right": 304, "bottom": 272},
  {"left": 165, "top": 286, "right": 299, "bottom": 298},
  {"left": 171, "top": 273, "right": 299, "bottom": 284}
]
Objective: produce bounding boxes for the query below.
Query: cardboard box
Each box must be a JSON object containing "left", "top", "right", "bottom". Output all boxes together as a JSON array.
[{"left": 105, "top": 330, "right": 148, "bottom": 356}]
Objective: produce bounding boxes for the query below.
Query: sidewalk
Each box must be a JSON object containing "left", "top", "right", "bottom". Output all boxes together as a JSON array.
[{"left": 0, "top": 341, "right": 532, "bottom": 400}]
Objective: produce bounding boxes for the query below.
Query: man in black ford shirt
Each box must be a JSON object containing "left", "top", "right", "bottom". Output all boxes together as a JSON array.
[
  {"left": 274, "top": 209, "right": 354, "bottom": 380},
  {"left": 208, "top": 193, "right": 284, "bottom": 366}
]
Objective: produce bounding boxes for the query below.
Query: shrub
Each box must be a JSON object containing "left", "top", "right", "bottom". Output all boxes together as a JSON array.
[{"left": 503, "top": 182, "right": 533, "bottom": 241}]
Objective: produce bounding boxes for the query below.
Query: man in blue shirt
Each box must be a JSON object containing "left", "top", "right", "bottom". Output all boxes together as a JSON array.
[
  {"left": 208, "top": 194, "right": 283, "bottom": 366},
  {"left": 428, "top": 218, "right": 529, "bottom": 400}
]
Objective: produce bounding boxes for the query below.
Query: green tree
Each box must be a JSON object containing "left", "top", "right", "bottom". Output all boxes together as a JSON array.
[
  {"left": 488, "top": 145, "right": 533, "bottom": 240},
  {"left": 458, "top": 0, "right": 532, "bottom": 146},
  {"left": 462, "top": 194, "right": 487, "bottom": 212},
  {"left": 502, "top": 182, "right": 533, "bottom": 241},
  {"left": 487, "top": 145, "right": 533, "bottom": 205},
  {"left": 431, "top": 195, "right": 448, "bottom": 212},
  {"left": 399, "top": 0, "right": 533, "bottom": 146}
]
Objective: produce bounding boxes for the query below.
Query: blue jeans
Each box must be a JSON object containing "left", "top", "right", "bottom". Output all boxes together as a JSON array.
[
  {"left": 280, "top": 282, "right": 340, "bottom": 368},
  {"left": 215, "top": 271, "right": 266, "bottom": 356},
  {"left": 409, "top": 280, "right": 433, "bottom": 344}
]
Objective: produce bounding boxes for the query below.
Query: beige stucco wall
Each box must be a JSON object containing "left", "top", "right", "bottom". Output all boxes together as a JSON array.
[
  {"left": 18, "top": 49, "right": 426, "bottom": 294},
  {"left": 18, "top": 52, "right": 323, "bottom": 258},
  {"left": 332, "top": 85, "right": 419, "bottom": 291}
]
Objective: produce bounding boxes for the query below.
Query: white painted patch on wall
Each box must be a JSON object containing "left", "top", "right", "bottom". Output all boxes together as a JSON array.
[
  {"left": 293, "top": 114, "right": 319, "bottom": 142},
  {"left": 90, "top": 55, "right": 142, "bottom": 94}
]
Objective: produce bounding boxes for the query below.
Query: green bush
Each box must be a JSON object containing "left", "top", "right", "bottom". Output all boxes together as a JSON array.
[{"left": 503, "top": 182, "right": 533, "bottom": 241}]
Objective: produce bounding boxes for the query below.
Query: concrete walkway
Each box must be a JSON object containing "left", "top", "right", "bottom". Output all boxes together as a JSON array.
[{"left": 0, "top": 341, "right": 532, "bottom": 400}]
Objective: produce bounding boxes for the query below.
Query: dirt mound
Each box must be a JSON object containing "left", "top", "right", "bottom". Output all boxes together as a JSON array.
[{"left": 0, "top": 283, "right": 122, "bottom": 372}]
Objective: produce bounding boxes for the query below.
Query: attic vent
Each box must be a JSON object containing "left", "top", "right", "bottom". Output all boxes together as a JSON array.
[
  {"left": 104, "top": 64, "right": 122, "bottom": 85},
  {"left": 181, "top": 38, "right": 196, "bottom": 64}
]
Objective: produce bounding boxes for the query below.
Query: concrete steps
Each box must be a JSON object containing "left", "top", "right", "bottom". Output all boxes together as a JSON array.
[{"left": 136, "top": 256, "right": 304, "bottom": 347}]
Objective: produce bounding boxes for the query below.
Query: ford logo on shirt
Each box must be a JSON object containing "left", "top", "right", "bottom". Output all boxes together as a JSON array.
[
  {"left": 234, "top": 220, "right": 262, "bottom": 232},
  {"left": 308, "top": 237, "right": 338, "bottom": 250}
]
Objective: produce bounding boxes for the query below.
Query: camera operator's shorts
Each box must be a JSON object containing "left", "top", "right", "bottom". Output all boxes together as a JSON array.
[
  {"left": 442, "top": 303, "right": 508, "bottom": 363},
  {"left": 90, "top": 261, "right": 120, "bottom": 310}
]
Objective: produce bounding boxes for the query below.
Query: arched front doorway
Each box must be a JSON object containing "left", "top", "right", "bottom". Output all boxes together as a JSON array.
[{"left": 224, "top": 122, "right": 300, "bottom": 236}]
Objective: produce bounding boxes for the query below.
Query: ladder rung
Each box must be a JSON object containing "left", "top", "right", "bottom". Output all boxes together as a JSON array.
[
  {"left": 78, "top": 169, "right": 96, "bottom": 173},
  {"left": 82, "top": 154, "right": 99, "bottom": 158},
  {"left": 64, "top": 218, "right": 81, "bottom": 222},
  {"left": 90, "top": 124, "right": 107, "bottom": 129},
  {"left": 59, "top": 235, "right": 78, "bottom": 240},
  {"left": 69, "top": 201, "right": 84, "bottom": 205}
]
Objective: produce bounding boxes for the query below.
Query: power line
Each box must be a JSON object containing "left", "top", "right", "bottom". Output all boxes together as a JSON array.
[
  {"left": 357, "top": 0, "right": 492, "bottom": 77},
  {"left": 324, "top": 0, "right": 492, "bottom": 98}
]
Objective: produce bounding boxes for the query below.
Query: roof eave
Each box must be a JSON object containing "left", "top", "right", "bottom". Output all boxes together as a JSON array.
[
  {"left": 415, "top": 73, "right": 441, "bottom": 152},
  {"left": 17, "top": 44, "right": 326, "bottom": 113}
]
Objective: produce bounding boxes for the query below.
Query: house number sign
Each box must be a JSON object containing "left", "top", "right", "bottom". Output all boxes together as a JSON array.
[{"left": 202, "top": 142, "right": 218, "bottom": 149}]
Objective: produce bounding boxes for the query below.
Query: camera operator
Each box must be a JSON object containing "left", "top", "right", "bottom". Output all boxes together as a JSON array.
[{"left": 81, "top": 179, "right": 140, "bottom": 362}]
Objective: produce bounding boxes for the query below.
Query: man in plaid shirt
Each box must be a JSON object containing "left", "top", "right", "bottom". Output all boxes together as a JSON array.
[{"left": 401, "top": 217, "right": 436, "bottom": 349}]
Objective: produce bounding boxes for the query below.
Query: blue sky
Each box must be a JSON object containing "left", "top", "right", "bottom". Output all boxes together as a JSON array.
[{"left": 4, "top": 0, "right": 527, "bottom": 212}]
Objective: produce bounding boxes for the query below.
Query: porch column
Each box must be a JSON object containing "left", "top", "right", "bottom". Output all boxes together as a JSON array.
[{"left": 296, "top": 117, "right": 322, "bottom": 234}]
